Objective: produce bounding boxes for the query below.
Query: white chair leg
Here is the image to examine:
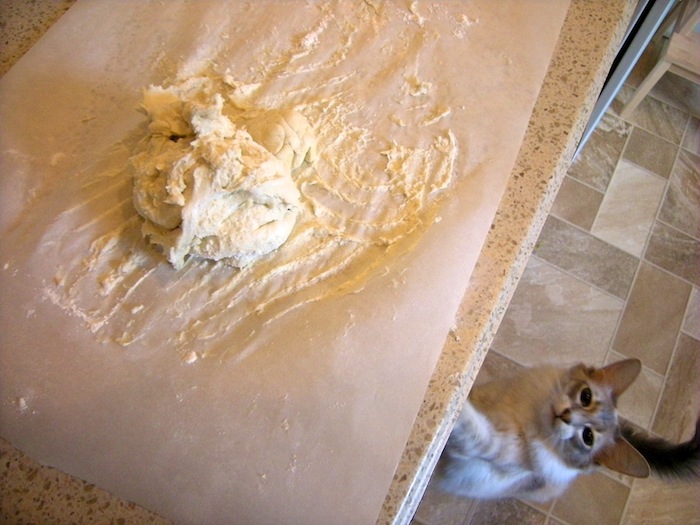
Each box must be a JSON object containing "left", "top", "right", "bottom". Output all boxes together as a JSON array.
[{"left": 620, "top": 57, "right": 672, "bottom": 119}]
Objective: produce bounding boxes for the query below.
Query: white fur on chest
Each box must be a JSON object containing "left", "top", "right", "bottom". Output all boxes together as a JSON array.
[
  {"left": 440, "top": 436, "right": 580, "bottom": 502},
  {"left": 526, "top": 441, "right": 580, "bottom": 502},
  {"left": 438, "top": 401, "right": 581, "bottom": 502}
]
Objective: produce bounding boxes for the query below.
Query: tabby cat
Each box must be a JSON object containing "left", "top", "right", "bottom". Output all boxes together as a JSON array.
[{"left": 436, "top": 358, "right": 700, "bottom": 503}]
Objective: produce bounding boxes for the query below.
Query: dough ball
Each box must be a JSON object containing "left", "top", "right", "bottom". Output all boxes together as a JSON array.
[
  {"left": 245, "top": 109, "right": 317, "bottom": 171},
  {"left": 130, "top": 78, "right": 303, "bottom": 269}
]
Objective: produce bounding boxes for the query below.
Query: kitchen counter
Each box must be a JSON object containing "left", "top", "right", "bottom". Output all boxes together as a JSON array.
[{"left": 0, "top": 1, "right": 635, "bottom": 523}]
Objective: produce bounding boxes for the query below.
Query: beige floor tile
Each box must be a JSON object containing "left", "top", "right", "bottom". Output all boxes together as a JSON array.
[
  {"left": 622, "top": 127, "right": 678, "bottom": 179},
  {"left": 413, "top": 484, "right": 475, "bottom": 525},
  {"left": 491, "top": 257, "right": 623, "bottom": 368},
  {"left": 645, "top": 222, "right": 700, "bottom": 287},
  {"left": 652, "top": 333, "right": 700, "bottom": 443},
  {"left": 590, "top": 160, "right": 666, "bottom": 257},
  {"left": 607, "top": 351, "right": 663, "bottom": 430},
  {"left": 623, "top": 477, "right": 700, "bottom": 524},
  {"left": 658, "top": 149, "right": 700, "bottom": 240},
  {"left": 550, "top": 176, "right": 603, "bottom": 231},
  {"left": 613, "top": 262, "right": 691, "bottom": 374},
  {"left": 614, "top": 85, "right": 689, "bottom": 144},
  {"left": 526, "top": 497, "right": 554, "bottom": 516},
  {"left": 568, "top": 113, "right": 630, "bottom": 192},
  {"left": 595, "top": 463, "right": 636, "bottom": 489},
  {"left": 683, "top": 117, "right": 700, "bottom": 155},
  {"left": 683, "top": 287, "right": 700, "bottom": 340},
  {"left": 649, "top": 72, "right": 700, "bottom": 118},
  {"left": 535, "top": 216, "right": 638, "bottom": 299},
  {"left": 469, "top": 499, "right": 546, "bottom": 525},
  {"left": 473, "top": 351, "right": 524, "bottom": 386},
  {"left": 551, "top": 471, "right": 630, "bottom": 525}
]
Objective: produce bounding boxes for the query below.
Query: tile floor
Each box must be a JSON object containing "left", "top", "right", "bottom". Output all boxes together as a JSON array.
[{"left": 414, "top": 40, "right": 700, "bottom": 525}]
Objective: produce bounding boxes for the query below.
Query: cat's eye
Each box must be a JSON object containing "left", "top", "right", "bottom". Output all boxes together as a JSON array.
[
  {"left": 579, "top": 387, "right": 593, "bottom": 407},
  {"left": 582, "top": 427, "right": 594, "bottom": 447}
]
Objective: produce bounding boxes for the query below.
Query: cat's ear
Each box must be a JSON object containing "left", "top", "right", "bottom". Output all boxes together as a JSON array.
[
  {"left": 595, "top": 436, "right": 650, "bottom": 478},
  {"left": 597, "top": 359, "right": 642, "bottom": 398}
]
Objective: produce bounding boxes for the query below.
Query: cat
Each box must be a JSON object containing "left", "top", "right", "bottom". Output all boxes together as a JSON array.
[{"left": 435, "top": 358, "right": 700, "bottom": 503}]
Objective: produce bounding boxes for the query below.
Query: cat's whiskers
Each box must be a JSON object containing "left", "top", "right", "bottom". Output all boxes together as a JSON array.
[{"left": 541, "top": 421, "right": 565, "bottom": 456}]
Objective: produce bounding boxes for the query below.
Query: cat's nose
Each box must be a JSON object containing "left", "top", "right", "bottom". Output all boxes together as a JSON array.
[{"left": 558, "top": 408, "right": 572, "bottom": 424}]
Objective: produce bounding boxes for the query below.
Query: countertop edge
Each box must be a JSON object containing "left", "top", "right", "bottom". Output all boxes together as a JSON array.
[{"left": 376, "top": 0, "right": 638, "bottom": 523}]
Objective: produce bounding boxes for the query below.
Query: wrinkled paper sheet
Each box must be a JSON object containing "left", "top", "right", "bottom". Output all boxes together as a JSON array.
[{"left": 0, "top": 1, "right": 568, "bottom": 524}]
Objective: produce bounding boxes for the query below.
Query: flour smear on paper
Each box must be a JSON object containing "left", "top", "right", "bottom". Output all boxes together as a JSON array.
[{"left": 43, "top": 3, "right": 470, "bottom": 362}]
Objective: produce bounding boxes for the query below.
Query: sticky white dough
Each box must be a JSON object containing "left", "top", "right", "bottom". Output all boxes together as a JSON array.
[{"left": 130, "top": 77, "right": 315, "bottom": 269}]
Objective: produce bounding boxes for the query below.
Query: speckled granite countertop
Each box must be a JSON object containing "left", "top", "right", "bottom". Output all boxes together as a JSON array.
[{"left": 0, "top": 1, "right": 635, "bottom": 523}]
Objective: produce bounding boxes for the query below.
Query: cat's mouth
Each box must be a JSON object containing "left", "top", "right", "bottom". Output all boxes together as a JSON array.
[
  {"left": 555, "top": 408, "right": 572, "bottom": 424},
  {"left": 551, "top": 399, "right": 572, "bottom": 424},
  {"left": 552, "top": 406, "right": 576, "bottom": 438}
]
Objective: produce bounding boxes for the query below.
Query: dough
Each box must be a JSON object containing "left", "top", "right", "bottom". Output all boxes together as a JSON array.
[
  {"left": 130, "top": 77, "right": 315, "bottom": 269},
  {"left": 245, "top": 109, "right": 317, "bottom": 171}
]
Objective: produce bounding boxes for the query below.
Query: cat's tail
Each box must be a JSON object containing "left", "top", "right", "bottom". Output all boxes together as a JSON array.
[{"left": 621, "top": 416, "right": 700, "bottom": 480}]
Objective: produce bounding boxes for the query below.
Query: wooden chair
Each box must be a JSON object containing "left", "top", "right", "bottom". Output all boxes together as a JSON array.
[{"left": 620, "top": 0, "right": 700, "bottom": 119}]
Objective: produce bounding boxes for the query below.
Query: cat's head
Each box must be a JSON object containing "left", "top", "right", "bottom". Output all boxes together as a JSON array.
[{"left": 548, "top": 358, "right": 650, "bottom": 478}]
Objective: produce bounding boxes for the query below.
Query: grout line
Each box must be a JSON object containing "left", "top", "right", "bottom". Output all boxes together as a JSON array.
[
  {"left": 611, "top": 107, "right": 695, "bottom": 441},
  {"left": 678, "top": 287, "right": 698, "bottom": 340},
  {"left": 609, "top": 84, "right": 700, "bottom": 147},
  {"left": 545, "top": 210, "right": 586, "bottom": 233},
  {"left": 529, "top": 253, "right": 627, "bottom": 306},
  {"left": 643, "top": 77, "right": 700, "bottom": 120},
  {"left": 486, "top": 349, "right": 524, "bottom": 370},
  {"left": 562, "top": 171, "right": 607, "bottom": 196},
  {"left": 544, "top": 212, "right": 596, "bottom": 244},
  {"left": 679, "top": 115, "right": 700, "bottom": 155},
  {"left": 641, "top": 248, "right": 700, "bottom": 289},
  {"left": 617, "top": 115, "right": 635, "bottom": 167},
  {"left": 545, "top": 209, "right": 645, "bottom": 272},
  {"left": 679, "top": 111, "right": 694, "bottom": 155},
  {"left": 603, "top": 245, "right": 642, "bottom": 371},
  {"left": 520, "top": 498, "right": 560, "bottom": 525},
  {"left": 633, "top": 143, "right": 675, "bottom": 266},
  {"left": 679, "top": 326, "right": 700, "bottom": 343},
  {"left": 679, "top": 287, "right": 699, "bottom": 341},
  {"left": 568, "top": 109, "right": 631, "bottom": 194},
  {"left": 600, "top": 136, "right": 691, "bottom": 423},
  {"left": 462, "top": 498, "right": 478, "bottom": 525},
  {"left": 618, "top": 476, "right": 636, "bottom": 525},
  {"left": 593, "top": 119, "right": 637, "bottom": 371},
  {"left": 616, "top": 88, "right": 691, "bottom": 147},
  {"left": 609, "top": 347, "right": 665, "bottom": 384},
  {"left": 616, "top": 156, "right": 673, "bottom": 184},
  {"left": 639, "top": 124, "right": 700, "bottom": 284},
  {"left": 656, "top": 214, "right": 700, "bottom": 244},
  {"left": 647, "top": 282, "right": 695, "bottom": 438},
  {"left": 649, "top": 334, "right": 678, "bottom": 432}
]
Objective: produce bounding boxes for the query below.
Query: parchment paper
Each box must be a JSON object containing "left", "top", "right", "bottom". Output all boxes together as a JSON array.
[{"left": 0, "top": 2, "right": 569, "bottom": 524}]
